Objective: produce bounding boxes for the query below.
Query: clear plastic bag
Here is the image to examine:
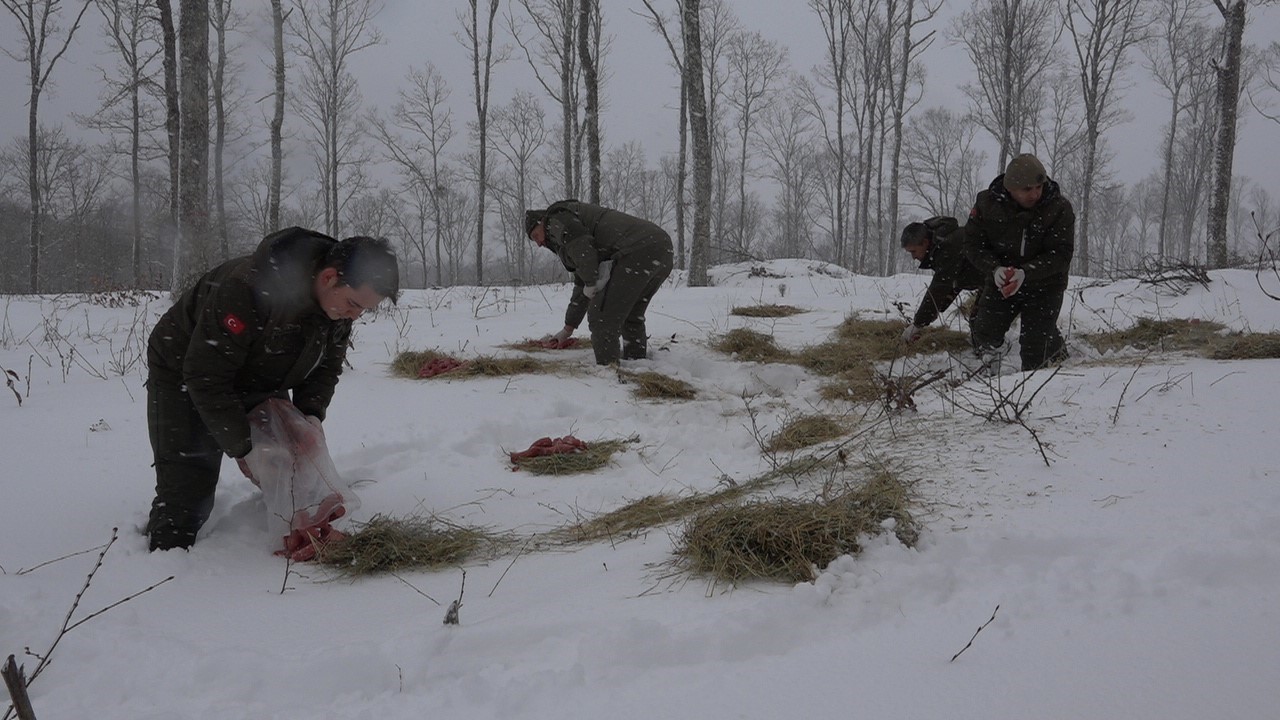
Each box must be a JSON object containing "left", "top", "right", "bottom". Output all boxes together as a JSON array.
[{"left": 243, "top": 398, "right": 359, "bottom": 544}]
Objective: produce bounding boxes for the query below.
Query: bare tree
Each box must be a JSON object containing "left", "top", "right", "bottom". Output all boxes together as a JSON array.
[
  {"left": 756, "top": 96, "right": 817, "bottom": 258},
  {"left": 1205, "top": 0, "right": 1264, "bottom": 267},
  {"left": 175, "top": 0, "right": 210, "bottom": 288},
  {"left": 156, "top": 0, "right": 179, "bottom": 230},
  {"left": 682, "top": 0, "right": 711, "bottom": 286},
  {"left": 951, "top": 0, "right": 1061, "bottom": 167},
  {"left": 268, "top": 0, "right": 286, "bottom": 232},
  {"left": 459, "top": 0, "right": 503, "bottom": 284},
  {"left": 490, "top": 90, "right": 549, "bottom": 279},
  {"left": 368, "top": 64, "right": 455, "bottom": 286},
  {"left": 805, "top": 0, "right": 854, "bottom": 266},
  {"left": 83, "top": 0, "right": 163, "bottom": 286},
  {"left": 1062, "top": 0, "right": 1148, "bottom": 276},
  {"left": 1142, "top": 0, "right": 1212, "bottom": 258},
  {"left": 636, "top": 0, "right": 687, "bottom": 269},
  {"left": 0, "top": 0, "right": 93, "bottom": 292},
  {"left": 901, "top": 107, "right": 987, "bottom": 217},
  {"left": 724, "top": 29, "right": 786, "bottom": 260},
  {"left": 882, "top": 0, "right": 940, "bottom": 275},
  {"left": 288, "top": 0, "right": 382, "bottom": 238},
  {"left": 577, "top": 0, "right": 601, "bottom": 202},
  {"left": 509, "top": 0, "right": 579, "bottom": 198},
  {"left": 210, "top": 0, "right": 252, "bottom": 259}
]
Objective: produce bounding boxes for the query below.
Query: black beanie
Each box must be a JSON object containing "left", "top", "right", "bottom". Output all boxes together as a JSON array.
[{"left": 524, "top": 209, "right": 545, "bottom": 237}]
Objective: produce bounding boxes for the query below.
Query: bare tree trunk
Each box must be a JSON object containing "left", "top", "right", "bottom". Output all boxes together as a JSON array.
[
  {"left": 177, "top": 0, "right": 210, "bottom": 288},
  {"left": 637, "top": 0, "right": 687, "bottom": 266},
  {"left": 211, "top": 0, "right": 230, "bottom": 259},
  {"left": 1207, "top": 0, "right": 1246, "bottom": 268},
  {"left": 683, "top": 0, "right": 711, "bottom": 286},
  {"left": 269, "top": 0, "right": 285, "bottom": 232},
  {"left": 466, "top": 0, "right": 501, "bottom": 284},
  {"left": 578, "top": 0, "right": 600, "bottom": 203},
  {"left": 156, "top": 0, "right": 180, "bottom": 225}
]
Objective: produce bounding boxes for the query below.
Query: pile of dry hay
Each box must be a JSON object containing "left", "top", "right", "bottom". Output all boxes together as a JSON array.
[
  {"left": 674, "top": 470, "right": 917, "bottom": 584},
  {"left": 1206, "top": 332, "right": 1280, "bottom": 360},
  {"left": 730, "top": 304, "right": 807, "bottom": 318},
  {"left": 390, "top": 349, "right": 555, "bottom": 379},
  {"left": 710, "top": 328, "right": 794, "bottom": 363},
  {"left": 316, "top": 514, "right": 502, "bottom": 577},
  {"left": 510, "top": 436, "right": 638, "bottom": 475},
  {"left": 544, "top": 452, "right": 843, "bottom": 547},
  {"left": 622, "top": 369, "right": 697, "bottom": 400},
  {"left": 764, "top": 413, "right": 847, "bottom": 452},
  {"left": 503, "top": 337, "right": 594, "bottom": 352},
  {"left": 1082, "top": 318, "right": 1227, "bottom": 355},
  {"left": 711, "top": 317, "right": 970, "bottom": 403}
]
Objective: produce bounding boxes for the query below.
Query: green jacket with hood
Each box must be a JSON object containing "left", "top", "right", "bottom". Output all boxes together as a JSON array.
[
  {"left": 963, "top": 175, "right": 1075, "bottom": 291},
  {"left": 912, "top": 216, "right": 985, "bottom": 327},
  {"left": 541, "top": 200, "right": 672, "bottom": 329},
  {"left": 147, "top": 227, "right": 351, "bottom": 458}
]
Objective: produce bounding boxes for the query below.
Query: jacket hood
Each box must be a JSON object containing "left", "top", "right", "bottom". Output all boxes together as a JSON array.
[{"left": 249, "top": 227, "right": 338, "bottom": 314}]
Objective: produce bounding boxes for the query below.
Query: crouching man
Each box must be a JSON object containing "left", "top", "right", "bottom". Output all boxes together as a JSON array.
[
  {"left": 145, "top": 227, "right": 399, "bottom": 551},
  {"left": 525, "top": 200, "right": 674, "bottom": 365}
]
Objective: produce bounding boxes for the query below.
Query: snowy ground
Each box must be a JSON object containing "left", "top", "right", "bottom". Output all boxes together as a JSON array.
[{"left": 2, "top": 261, "right": 1278, "bottom": 719}]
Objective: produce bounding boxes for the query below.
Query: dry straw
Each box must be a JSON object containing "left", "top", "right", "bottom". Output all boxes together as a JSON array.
[
  {"left": 674, "top": 470, "right": 917, "bottom": 584},
  {"left": 730, "top": 304, "right": 807, "bottom": 318},
  {"left": 711, "top": 328, "right": 794, "bottom": 363},
  {"left": 1206, "top": 332, "right": 1280, "bottom": 360},
  {"left": 510, "top": 437, "right": 637, "bottom": 475},
  {"left": 316, "top": 514, "right": 503, "bottom": 577},
  {"left": 622, "top": 369, "right": 697, "bottom": 400},
  {"left": 390, "top": 349, "right": 557, "bottom": 379},
  {"left": 1082, "top": 318, "right": 1227, "bottom": 354},
  {"left": 764, "top": 413, "right": 847, "bottom": 452}
]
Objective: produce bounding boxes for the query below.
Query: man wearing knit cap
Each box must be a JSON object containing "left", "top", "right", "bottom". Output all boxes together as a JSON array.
[
  {"left": 524, "top": 200, "right": 674, "bottom": 365},
  {"left": 963, "top": 153, "right": 1074, "bottom": 371}
]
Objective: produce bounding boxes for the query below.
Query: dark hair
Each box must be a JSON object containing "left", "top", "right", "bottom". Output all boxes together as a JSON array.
[
  {"left": 326, "top": 236, "right": 400, "bottom": 303},
  {"left": 900, "top": 222, "right": 931, "bottom": 248}
]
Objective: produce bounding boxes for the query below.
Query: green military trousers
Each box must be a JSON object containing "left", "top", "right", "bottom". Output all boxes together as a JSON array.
[
  {"left": 145, "top": 372, "right": 224, "bottom": 550},
  {"left": 970, "top": 280, "right": 1068, "bottom": 371},
  {"left": 587, "top": 240, "right": 675, "bottom": 365}
]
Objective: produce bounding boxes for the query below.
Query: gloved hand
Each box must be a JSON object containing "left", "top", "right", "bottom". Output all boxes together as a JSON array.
[
  {"left": 541, "top": 325, "right": 574, "bottom": 346},
  {"left": 901, "top": 324, "right": 923, "bottom": 343},
  {"left": 995, "top": 267, "right": 1026, "bottom": 298},
  {"left": 582, "top": 260, "right": 613, "bottom": 300}
]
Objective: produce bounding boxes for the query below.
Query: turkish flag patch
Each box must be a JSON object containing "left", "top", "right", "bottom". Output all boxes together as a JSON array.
[
  {"left": 222, "top": 313, "right": 246, "bottom": 335},
  {"left": 969, "top": 206, "right": 979, "bottom": 219}
]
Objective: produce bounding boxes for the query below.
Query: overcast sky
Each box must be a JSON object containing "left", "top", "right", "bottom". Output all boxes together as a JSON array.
[{"left": 2, "top": 0, "right": 1279, "bottom": 210}]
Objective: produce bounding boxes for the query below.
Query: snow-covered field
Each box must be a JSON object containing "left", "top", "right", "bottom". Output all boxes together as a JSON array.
[{"left": 2, "top": 261, "right": 1278, "bottom": 719}]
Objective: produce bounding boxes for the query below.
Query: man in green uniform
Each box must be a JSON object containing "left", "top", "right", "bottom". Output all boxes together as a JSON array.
[
  {"left": 899, "top": 216, "right": 986, "bottom": 343},
  {"left": 525, "top": 200, "right": 675, "bottom": 365},
  {"left": 964, "top": 153, "right": 1075, "bottom": 371},
  {"left": 145, "top": 227, "right": 399, "bottom": 551}
]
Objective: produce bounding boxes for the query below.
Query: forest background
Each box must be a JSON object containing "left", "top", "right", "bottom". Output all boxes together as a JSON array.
[{"left": 1, "top": 0, "right": 1279, "bottom": 295}]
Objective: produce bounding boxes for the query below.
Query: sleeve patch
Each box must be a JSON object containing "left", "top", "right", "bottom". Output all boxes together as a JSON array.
[
  {"left": 969, "top": 206, "right": 979, "bottom": 219},
  {"left": 222, "top": 313, "right": 246, "bottom": 335}
]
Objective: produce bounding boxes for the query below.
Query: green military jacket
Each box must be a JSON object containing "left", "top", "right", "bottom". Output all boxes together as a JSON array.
[
  {"left": 542, "top": 200, "right": 671, "bottom": 329},
  {"left": 964, "top": 176, "right": 1075, "bottom": 290},
  {"left": 912, "top": 217, "right": 986, "bottom": 328},
  {"left": 147, "top": 227, "right": 352, "bottom": 458}
]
